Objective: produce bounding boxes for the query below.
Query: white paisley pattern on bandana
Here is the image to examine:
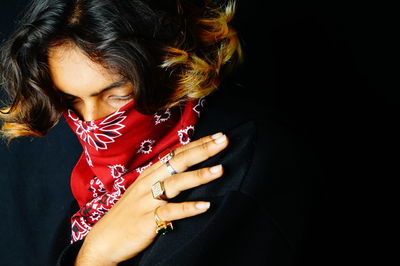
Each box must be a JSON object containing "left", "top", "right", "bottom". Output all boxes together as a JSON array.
[
  {"left": 68, "top": 109, "right": 127, "bottom": 151},
  {"left": 136, "top": 161, "right": 153, "bottom": 174},
  {"left": 178, "top": 125, "right": 195, "bottom": 145},
  {"left": 137, "top": 139, "right": 156, "bottom": 154},
  {"left": 193, "top": 97, "right": 206, "bottom": 117},
  {"left": 84, "top": 146, "right": 93, "bottom": 167},
  {"left": 71, "top": 164, "right": 129, "bottom": 243},
  {"left": 154, "top": 108, "right": 171, "bottom": 125},
  {"left": 67, "top": 99, "right": 205, "bottom": 243},
  {"left": 88, "top": 176, "right": 106, "bottom": 198}
]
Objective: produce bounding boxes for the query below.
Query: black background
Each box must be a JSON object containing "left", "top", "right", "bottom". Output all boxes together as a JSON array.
[{"left": 0, "top": 0, "right": 396, "bottom": 265}]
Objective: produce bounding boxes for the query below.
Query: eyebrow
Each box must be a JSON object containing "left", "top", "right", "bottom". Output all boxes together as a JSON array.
[{"left": 58, "top": 79, "right": 128, "bottom": 98}]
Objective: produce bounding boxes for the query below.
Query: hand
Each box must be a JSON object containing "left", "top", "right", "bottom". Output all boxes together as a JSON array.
[{"left": 74, "top": 132, "right": 229, "bottom": 265}]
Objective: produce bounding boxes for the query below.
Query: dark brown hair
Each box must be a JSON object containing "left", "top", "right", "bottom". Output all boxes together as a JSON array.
[{"left": 0, "top": 0, "right": 242, "bottom": 143}]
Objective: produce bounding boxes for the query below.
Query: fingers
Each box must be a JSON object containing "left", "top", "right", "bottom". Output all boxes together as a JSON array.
[
  {"left": 167, "top": 133, "right": 228, "bottom": 174},
  {"left": 174, "top": 132, "right": 225, "bottom": 155},
  {"left": 140, "top": 132, "right": 228, "bottom": 179},
  {"left": 140, "top": 133, "right": 227, "bottom": 237},
  {"left": 162, "top": 165, "right": 223, "bottom": 199},
  {"left": 152, "top": 201, "right": 211, "bottom": 222}
]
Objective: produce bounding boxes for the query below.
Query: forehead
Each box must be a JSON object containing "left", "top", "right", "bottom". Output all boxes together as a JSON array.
[{"left": 48, "top": 44, "right": 121, "bottom": 95}]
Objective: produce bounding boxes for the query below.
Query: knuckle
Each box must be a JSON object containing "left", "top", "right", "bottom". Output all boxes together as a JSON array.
[
  {"left": 175, "top": 150, "right": 189, "bottom": 169},
  {"left": 164, "top": 176, "right": 173, "bottom": 188},
  {"left": 201, "top": 141, "right": 212, "bottom": 155},
  {"left": 181, "top": 203, "right": 193, "bottom": 213},
  {"left": 197, "top": 136, "right": 212, "bottom": 144},
  {"left": 163, "top": 177, "right": 176, "bottom": 194},
  {"left": 196, "top": 168, "right": 209, "bottom": 180},
  {"left": 158, "top": 206, "right": 168, "bottom": 220},
  {"left": 181, "top": 203, "right": 188, "bottom": 213},
  {"left": 132, "top": 179, "right": 147, "bottom": 195},
  {"left": 173, "top": 145, "right": 184, "bottom": 155}
]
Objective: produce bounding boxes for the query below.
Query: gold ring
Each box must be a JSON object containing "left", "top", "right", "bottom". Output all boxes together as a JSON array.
[{"left": 154, "top": 206, "right": 174, "bottom": 235}]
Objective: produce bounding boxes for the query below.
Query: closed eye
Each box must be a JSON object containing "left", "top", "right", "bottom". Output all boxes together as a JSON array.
[
  {"left": 109, "top": 94, "right": 134, "bottom": 101},
  {"left": 64, "top": 96, "right": 79, "bottom": 104}
]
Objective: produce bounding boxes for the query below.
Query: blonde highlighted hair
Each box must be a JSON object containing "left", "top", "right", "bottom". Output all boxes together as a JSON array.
[{"left": 161, "top": 0, "right": 243, "bottom": 107}]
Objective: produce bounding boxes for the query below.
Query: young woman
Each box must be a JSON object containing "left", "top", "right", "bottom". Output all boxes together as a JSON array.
[{"left": 1, "top": 0, "right": 313, "bottom": 265}]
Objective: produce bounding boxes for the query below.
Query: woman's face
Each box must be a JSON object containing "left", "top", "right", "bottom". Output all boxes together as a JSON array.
[{"left": 48, "top": 44, "right": 135, "bottom": 121}]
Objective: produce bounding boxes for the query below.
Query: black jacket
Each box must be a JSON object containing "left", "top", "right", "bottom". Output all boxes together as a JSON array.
[{"left": 54, "top": 80, "right": 321, "bottom": 266}]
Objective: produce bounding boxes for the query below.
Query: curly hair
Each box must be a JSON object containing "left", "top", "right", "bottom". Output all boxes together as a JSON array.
[{"left": 0, "top": 0, "right": 242, "bottom": 143}]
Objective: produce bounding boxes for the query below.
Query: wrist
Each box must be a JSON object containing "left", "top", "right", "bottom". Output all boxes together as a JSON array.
[{"left": 74, "top": 239, "right": 118, "bottom": 266}]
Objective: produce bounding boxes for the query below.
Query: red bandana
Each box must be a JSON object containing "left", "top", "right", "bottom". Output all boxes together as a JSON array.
[{"left": 62, "top": 98, "right": 205, "bottom": 243}]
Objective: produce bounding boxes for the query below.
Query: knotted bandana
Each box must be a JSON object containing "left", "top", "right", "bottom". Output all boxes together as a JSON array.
[{"left": 62, "top": 97, "right": 205, "bottom": 243}]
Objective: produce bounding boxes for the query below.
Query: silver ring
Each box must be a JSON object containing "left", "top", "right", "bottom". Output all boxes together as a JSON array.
[
  {"left": 158, "top": 149, "right": 178, "bottom": 175},
  {"left": 159, "top": 149, "right": 174, "bottom": 164},
  {"left": 165, "top": 161, "right": 178, "bottom": 175}
]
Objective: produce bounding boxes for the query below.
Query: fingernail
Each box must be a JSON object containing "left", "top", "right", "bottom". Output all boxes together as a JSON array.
[
  {"left": 211, "top": 132, "right": 223, "bottom": 140},
  {"left": 210, "top": 165, "right": 222, "bottom": 174},
  {"left": 214, "top": 134, "right": 227, "bottom": 144},
  {"left": 196, "top": 202, "right": 210, "bottom": 210}
]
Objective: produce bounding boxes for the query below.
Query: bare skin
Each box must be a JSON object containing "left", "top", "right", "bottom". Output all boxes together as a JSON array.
[
  {"left": 48, "top": 44, "right": 229, "bottom": 265},
  {"left": 48, "top": 43, "right": 135, "bottom": 121}
]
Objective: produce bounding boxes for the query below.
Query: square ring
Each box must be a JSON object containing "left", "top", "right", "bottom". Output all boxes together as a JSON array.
[{"left": 151, "top": 181, "right": 167, "bottom": 200}]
